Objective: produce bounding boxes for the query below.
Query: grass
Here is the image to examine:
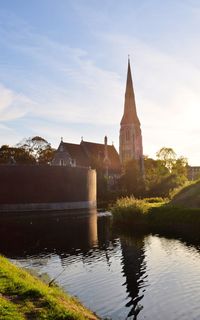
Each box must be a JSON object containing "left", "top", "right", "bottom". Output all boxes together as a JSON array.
[
  {"left": 170, "top": 179, "right": 200, "bottom": 208},
  {"left": 111, "top": 196, "right": 200, "bottom": 232},
  {"left": 111, "top": 197, "right": 165, "bottom": 227},
  {"left": 0, "top": 255, "right": 98, "bottom": 320}
]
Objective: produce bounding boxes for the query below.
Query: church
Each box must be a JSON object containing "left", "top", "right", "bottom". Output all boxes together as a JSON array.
[{"left": 52, "top": 58, "right": 143, "bottom": 182}]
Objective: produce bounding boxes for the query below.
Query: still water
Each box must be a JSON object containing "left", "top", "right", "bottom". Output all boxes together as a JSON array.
[{"left": 1, "top": 210, "right": 200, "bottom": 319}]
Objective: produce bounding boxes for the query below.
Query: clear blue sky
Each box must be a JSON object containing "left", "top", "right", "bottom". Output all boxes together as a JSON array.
[{"left": 0, "top": 0, "right": 200, "bottom": 164}]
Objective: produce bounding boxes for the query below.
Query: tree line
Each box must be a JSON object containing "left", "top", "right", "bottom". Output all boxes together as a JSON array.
[
  {"left": 122, "top": 147, "right": 189, "bottom": 198},
  {"left": 0, "top": 138, "right": 190, "bottom": 199},
  {"left": 0, "top": 136, "right": 55, "bottom": 165}
]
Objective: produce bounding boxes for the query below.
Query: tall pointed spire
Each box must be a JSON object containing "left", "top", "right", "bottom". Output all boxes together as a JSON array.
[
  {"left": 120, "top": 57, "right": 140, "bottom": 126},
  {"left": 119, "top": 58, "right": 143, "bottom": 169}
]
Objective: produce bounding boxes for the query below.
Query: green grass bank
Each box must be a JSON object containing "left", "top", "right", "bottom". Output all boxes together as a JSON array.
[
  {"left": 111, "top": 196, "right": 200, "bottom": 236},
  {"left": 0, "top": 256, "right": 98, "bottom": 320},
  {"left": 170, "top": 179, "right": 200, "bottom": 208}
]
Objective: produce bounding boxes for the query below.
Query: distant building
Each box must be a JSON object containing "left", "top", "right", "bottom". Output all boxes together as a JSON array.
[
  {"left": 52, "top": 137, "right": 121, "bottom": 185},
  {"left": 119, "top": 58, "right": 144, "bottom": 173}
]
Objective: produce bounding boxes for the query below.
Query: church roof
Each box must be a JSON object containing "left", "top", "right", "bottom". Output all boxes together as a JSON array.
[
  {"left": 81, "top": 141, "right": 121, "bottom": 172},
  {"left": 57, "top": 140, "right": 121, "bottom": 173},
  {"left": 62, "top": 142, "right": 90, "bottom": 167},
  {"left": 120, "top": 58, "right": 140, "bottom": 126}
]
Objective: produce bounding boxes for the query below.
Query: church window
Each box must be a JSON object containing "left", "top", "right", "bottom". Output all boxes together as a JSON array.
[{"left": 60, "top": 159, "right": 64, "bottom": 166}]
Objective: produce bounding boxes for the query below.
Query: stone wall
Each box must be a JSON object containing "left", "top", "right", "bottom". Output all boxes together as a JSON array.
[{"left": 0, "top": 165, "right": 96, "bottom": 212}]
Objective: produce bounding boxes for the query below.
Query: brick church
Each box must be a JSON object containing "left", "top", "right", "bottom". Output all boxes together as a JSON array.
[{"left": 52, "top": 58, "right": 143, "bottom": 183}]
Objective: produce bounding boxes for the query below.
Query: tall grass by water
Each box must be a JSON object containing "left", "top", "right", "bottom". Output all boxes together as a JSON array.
[
  {"left": 111, "top": 196, "right": 200, "bottom": 233},
  {"left": 111, "top": 197, "right": 164, "bottom": 226}
]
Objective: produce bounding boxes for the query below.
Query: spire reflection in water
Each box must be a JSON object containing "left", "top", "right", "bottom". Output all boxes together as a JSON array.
[{"left": 120, "top": 234, "right": 147, "bottom": 319}]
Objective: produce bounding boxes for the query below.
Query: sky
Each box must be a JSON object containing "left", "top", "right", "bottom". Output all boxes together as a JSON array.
[{"left": 0, "top": 0, "right": 200, "bottom": 164}]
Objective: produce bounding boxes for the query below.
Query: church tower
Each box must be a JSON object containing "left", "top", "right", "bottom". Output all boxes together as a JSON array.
[{"left": 119, "top": 58, "right": 143, "bottom": 171}]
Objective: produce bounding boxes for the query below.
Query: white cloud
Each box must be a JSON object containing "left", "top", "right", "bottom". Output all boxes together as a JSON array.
[
  {"left": 1, "top": 13, "right": 200, "bottom": 164},
  {"left": 0, "top": 23, "right": 124, "bottom": 125},
  {"left": 0, "top": 84, "right": 33, "bottom": 121}
]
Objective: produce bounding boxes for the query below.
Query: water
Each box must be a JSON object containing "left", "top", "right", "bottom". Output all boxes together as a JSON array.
[{"left": 1, "top": 210, "right": 200, "bottom": 319}]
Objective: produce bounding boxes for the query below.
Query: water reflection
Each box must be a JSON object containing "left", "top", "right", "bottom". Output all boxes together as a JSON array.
[
  {"left": 0, "top": 210, "right": 98, "bottom": 257},
  {"left": 0, "top": 211, "right": 148, "bottom": 319},
  {"left": 120, "top": 235, "right": 147, "bottom": 319},
  {"left": 1, "top": 212, "right": 200, "bottom": 319}
]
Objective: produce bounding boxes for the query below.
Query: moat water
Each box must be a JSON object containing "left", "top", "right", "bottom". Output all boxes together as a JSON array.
[{"left": 1, "top": 211, "right": 200, "bottom": 319}]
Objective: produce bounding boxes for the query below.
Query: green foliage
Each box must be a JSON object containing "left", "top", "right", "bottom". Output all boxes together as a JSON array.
[
  {"left": 0, "top": 136, "right": 55, "bottom": 165},
  {"left": 111, "top": 197, "right": 165, "bottom": 227},
  {"left": 112, "top": 197, "right": 150, "bottom": 214},
  {"left": 17, "top": 136, "right": 54, "bottom": 163},
  {"left": 0, "top": 145, "right": 36, "bottom": 164},
  {"left": 156, "top": 147, "right": 176, "bottom": 171},
  {"left": 121, "top": 159, "right": 144, "bottom": 197},
  {"left": 144, "top": 157, "right": 169, "bottom": 193},
  {"left": 144, "top": 148, "right": 188, "bottom": 197},
  {"left": 120, "top": 148, "right": 188, "bottom": 199},
  {"left": 38, "top": 146, "right": 55, "bottom": 164},
  {"left": 148, "top": 174, "right": 184, "bottom": 197},
  {"left": 112, "top": 192, "right": 200, "bottom": 232},
  {"left": 0, "top": 256, "right": 98, "bottom": 320}
]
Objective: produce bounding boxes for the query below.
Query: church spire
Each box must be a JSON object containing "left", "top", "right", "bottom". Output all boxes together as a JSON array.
[
  {"left": 120, "top": 57, "right": 140, "bottom": 125},
  {"left": 119, "top": 58, "right": 143, "bottom": 168}
]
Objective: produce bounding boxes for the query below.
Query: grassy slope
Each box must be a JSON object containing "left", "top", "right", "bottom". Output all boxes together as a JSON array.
[
  {"left": 0, "top": 256, "right": 98, "bottom": 320},
  {"left": 170, "top": 180, "right": 200, "bottom": 208}
]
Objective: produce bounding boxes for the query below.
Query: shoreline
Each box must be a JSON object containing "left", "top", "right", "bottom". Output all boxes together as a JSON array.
[
  {"left": 111, "top": 197, "right": 200, "bottom": 241},
  {"left": 0, "top": 255, "right": 99, "bottom": 320}
]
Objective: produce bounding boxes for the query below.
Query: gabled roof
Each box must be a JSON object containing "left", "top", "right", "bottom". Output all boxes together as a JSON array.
[
  {"left": 62, "top": 142, "right": 90, "bottom": 167},
  {"left": 81, "top": 141, "right": 121, "bottom": 172},
  {"left": 56, "top": 140, "right": 121, "bottom": 173}
]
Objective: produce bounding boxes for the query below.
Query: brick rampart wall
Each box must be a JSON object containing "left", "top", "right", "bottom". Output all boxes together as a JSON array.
[{"left": 0, "top": 166, "right": 96, "bottom": 211}]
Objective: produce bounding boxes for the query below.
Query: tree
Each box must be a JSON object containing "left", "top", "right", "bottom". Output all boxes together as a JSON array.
[
  {"left": 149, "top": 174, "right": 181, "bottom": 197},
  {"left": 0, "top": 145, "right": 36, "bottom": 164},
  {"left": 38, "top": 147, "right": 55, "bottom": 164},
  {"left": 156, "top": 147, "right": 176, "bottom": 172},
  {"left": 171, "top": 156, "right": 188, "bottom": 185},
  {"left": 122, "top": 159, "right": 144, "bottom": 197},
  {"left": 145, "top": 148, "right": 188, "bottom": 197},
  {"left": 17, "top": 136, "right": 54, "bottom": 163},
  {"left": 144, "top": 156, "right": 169, "bottom": 192}
]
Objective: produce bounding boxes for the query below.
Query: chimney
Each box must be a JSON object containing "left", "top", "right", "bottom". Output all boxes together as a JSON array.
[{"left": 104, "top": 135, "right": 108, "bottom": 159}]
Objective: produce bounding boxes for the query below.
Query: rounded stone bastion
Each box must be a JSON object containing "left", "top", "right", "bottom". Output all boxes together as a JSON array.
[{"left": 0, "top": 165, "right": 96, "bottom": 212}]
